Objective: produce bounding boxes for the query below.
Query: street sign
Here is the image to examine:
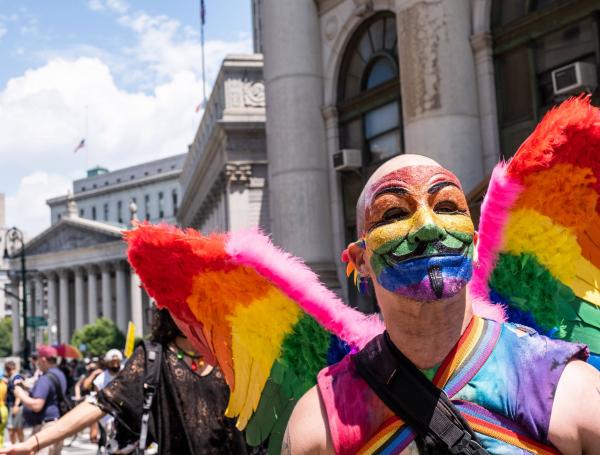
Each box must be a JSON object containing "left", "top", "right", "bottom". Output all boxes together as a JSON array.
[{"left": 26, "top": 316, "right": 48, "bottom": 328}]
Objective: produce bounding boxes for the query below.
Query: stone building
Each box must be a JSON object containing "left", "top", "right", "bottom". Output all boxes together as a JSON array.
[
  {"left": 178, "top": 54, "right": 268, "bottom": 232},
  {"left": 258, "top": 0, "right": 600, "bottom": 309},
  {"left": 5, "top": 153, "right": 185, "bottom": 354},
  {"left": 47, "top": 154, "right": 185, "bottom": 226}
]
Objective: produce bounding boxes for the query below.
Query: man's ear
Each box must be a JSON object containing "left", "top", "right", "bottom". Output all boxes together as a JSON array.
[{"left": 347, "top": 240, "right": 368, "bottom": 276}]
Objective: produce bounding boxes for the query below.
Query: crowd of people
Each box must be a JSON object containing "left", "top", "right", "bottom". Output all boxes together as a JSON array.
[
  {"left": 0, "top": 309, "right": 251, "bottom": 455},
  {"left": 0, "top": 342, "right": 152, "bottom": 454}
]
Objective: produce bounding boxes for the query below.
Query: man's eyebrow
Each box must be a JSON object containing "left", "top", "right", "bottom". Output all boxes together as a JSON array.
[
  {"left": 373, "top": 186, "right": 409, "bottom": 198},
  {"left": 428, "top": 181, "right": 459, "bottom": 194}
]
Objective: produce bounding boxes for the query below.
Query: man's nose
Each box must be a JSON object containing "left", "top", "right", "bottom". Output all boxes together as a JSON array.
[{"left": 407, "top": 210, "right": 446, "bottom": 244}]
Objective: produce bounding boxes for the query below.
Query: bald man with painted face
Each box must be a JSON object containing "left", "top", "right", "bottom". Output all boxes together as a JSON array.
[{"left": 283, "top": 155, "right": 600, "bottom": 455}]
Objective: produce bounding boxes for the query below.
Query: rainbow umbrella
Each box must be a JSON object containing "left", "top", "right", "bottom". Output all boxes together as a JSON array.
[{"left": 53, "top": 344, "right": 82, "bottom": 359}]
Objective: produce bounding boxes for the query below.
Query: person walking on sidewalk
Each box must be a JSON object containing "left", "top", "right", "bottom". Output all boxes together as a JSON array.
[{"left": 13, "top": 346, "right": 66, "bottom": 455}]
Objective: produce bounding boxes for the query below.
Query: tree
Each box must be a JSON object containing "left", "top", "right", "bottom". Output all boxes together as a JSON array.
[
  {"left": 71, "top": 318, "right": 125, "bottom": 357},
  {"left": 0, "top": 317, "right": 12, "bottom": 357}
]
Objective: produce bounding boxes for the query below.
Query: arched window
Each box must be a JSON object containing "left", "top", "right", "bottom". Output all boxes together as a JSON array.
[
  {"left": 338, "top": 13, "right": 402, "bottom": 167},
  {"left": 337, "top": 12, "right": 401, "bottom": 311},
  {"left": 492, "top": 1, "right": 600, "bottom": 157}
]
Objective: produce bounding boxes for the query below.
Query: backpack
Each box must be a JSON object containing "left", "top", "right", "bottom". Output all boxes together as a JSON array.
[{"left": 46, "top": 371, "right": 75, "bottom": 416}]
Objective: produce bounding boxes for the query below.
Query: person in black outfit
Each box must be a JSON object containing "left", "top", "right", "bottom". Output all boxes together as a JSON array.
[{"left": 0, "top": 309, "right": 248, "bottom": 455}]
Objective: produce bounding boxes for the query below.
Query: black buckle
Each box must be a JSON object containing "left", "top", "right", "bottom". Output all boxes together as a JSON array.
[
  {"left": 448, "top": 432, "right": 486, "bottom": 454},
  {"left": 142, "top": 383, "right": 156, "bottom": 411}
]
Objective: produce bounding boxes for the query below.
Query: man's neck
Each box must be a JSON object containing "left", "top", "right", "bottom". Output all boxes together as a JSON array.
[{"left": 379, "top": 288, "right": 473, "bottom": 369}]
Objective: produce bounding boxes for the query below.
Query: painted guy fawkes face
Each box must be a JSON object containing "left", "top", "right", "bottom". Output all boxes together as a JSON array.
[{"left": 360, "top": 165, "right": 475, "bottom": 301}]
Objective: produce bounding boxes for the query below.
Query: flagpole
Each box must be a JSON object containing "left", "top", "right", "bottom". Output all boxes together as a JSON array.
[
  {"left": 85, "top": 105, "right": 89, "bottom": 171},
  {"left": 200, "top": 0, "right": 207, "bottom": 106}
]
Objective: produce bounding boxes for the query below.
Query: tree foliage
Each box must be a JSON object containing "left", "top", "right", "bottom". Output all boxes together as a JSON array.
[
  {"left": 71, "top": 318, "right": 125, "bottom": 357},
  {"left": 0, "top": 317, "right": 12, "bottom": 357}
]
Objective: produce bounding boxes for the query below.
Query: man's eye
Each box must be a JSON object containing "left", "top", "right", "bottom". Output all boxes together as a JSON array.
[
  {"left": 434, "top": 201, "right": 460, "bottom": 214},
  {"left": 382, "top": 208, "right": 410, "bottom": 221}
]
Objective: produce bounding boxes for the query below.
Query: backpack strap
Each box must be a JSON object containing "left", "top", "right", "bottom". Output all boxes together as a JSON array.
[
  {"left": 45, "top": 371, "right": 65, "bottom": 405},
  {"left": 138, "top": 341, "right": 162, "bottom": 452},
  {"left": 353, "top": 332, "right": 489, "bottom": 454}
]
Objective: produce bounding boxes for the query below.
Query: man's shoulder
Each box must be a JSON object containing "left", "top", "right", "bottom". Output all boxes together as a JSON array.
[{"left": 286, "top": 386, "right": 333, "bottom": 454}]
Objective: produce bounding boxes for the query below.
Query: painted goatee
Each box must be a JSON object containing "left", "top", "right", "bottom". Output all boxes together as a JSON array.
[{"left": 427, "top": 264, "right": 444, "bottom": 299}]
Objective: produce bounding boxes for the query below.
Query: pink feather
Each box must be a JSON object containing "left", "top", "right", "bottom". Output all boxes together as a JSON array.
[
  {"left": 468, "top": 162, "right": 522, "bottom": 321},
  {"left": 226, "top": 229, "right": 384, "bottom": 349}
]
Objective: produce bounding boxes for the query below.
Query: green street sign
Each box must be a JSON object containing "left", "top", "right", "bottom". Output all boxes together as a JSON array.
[{"left": 26, "top": 316, "right": 48, "bottom": 328}]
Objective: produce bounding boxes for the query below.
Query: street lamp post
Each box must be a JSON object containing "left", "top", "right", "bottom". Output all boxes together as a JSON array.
[{"left": 3, "top": 227, "right": 29, "bottom": 370}]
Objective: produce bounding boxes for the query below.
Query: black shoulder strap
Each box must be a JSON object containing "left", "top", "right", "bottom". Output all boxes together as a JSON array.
[
  {"left": 138, "top": 341, "right": 162, "bottom": 452},
  {"left": 353, "top": 333, "right": 489, "bottom": 455},
  {"left": 45, "top": 371, "right": 65, "bottom": 403}
]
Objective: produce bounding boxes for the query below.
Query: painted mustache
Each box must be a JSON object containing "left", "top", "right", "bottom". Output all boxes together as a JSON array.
[{"left": 382, "top": 240, "right": 469, "bottom": 266}]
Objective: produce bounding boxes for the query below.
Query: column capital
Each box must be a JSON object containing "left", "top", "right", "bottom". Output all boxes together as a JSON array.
[
  {"left": 470, "top": 31, "right": 492, "bottom": 55},
  {"left": 57, "top": 268, "right": 71, "bottom": 279},
  {"left": 73, "top": 266, "right": 86, "bottom": 277},
  {"left": 85, "top": 263, "right": 99, "bottom": 274},
  {"left": 99, "top": 262, "right": 113, "bottom": 273}
]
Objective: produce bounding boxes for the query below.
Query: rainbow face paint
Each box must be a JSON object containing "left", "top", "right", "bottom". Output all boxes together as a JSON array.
[{"left": 362, "top": 165, "right": 475, "bottom": 301}]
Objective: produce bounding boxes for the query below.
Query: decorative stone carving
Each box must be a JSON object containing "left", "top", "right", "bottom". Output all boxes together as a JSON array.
[
  {"left": 129, "top": 199, "right": 139, "bottom": 223},
  {"left": 324, "top": 16, "right": 339, "bottom": 42},
  {"left": 243, "top": 81, "right": 266, "bottom": 108},
  {"left": 226, "top": 163, "right": 253, "bottom": 183},
  {"left": 65, "top": 190, "right": 78, "bottom": 219},
  {"left": 26, "top": 224, "right": 121, "bottom": 256},
  {"left": 353, "top": 0, "right": 373, "bottom": 17}
]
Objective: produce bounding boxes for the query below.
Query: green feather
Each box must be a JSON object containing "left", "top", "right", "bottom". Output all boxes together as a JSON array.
[
  {"left": 490, "top": 252, "right": 600, "bottom": 353},
  {"left": 245, "top": 315, "right": 331, "bottom": 450}
]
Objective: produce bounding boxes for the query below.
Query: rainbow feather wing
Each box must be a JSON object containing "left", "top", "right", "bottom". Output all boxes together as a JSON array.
[
  {"left": 125, "top": 225, "right": 383, "bottom": 452},
  {"left": 472, "top": 97, "right": 600, "bottom": 355}
]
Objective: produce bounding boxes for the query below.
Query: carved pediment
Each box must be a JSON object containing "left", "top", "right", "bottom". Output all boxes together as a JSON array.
[{"left": 25, "top": 220, "right": 122, "bottom": 256}]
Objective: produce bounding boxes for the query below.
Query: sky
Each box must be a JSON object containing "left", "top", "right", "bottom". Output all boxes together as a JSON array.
[{"left": 0, "top": 0, "right": 253, "bottom": 237}]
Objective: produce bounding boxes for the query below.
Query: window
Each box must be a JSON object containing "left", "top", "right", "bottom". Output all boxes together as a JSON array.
[
  {"left": 172, "top": 190, "right": 178, "bottom": 217},
  {"left": 492, "top": 2, "right": 600, "bottom": 157},
  {"left": 336, "top": 12, "right": 401, "bottom": 312},
  {"left": 116, "top": 178, "right": 121, "bottom": 183},
  {"left": 144, "top": 194, "right": 150, "bottom": 221},
  {"left": 144, "top": 171, "right": 149, "bottom": 177},
  {"left": 130, "top": 175, "right": 135, "bottom": 180},
  {"left": 158, "top": 192, "right": 164, "bottom": 219},
  {"left": 79, "top": 208, "right": 85, "bottom": 217},
  {"left": 117, "top": 200, "right": 123, "bottom": 224},
  {"left": 103, "top": 203, "right": 109, "bottom": 221},
  {"left": 157, "top": 168, "right": 162, "bottom": 173},
  {"left": 105, "top": 181, "right": 109, "bottom": 186},
  {"left": 92, "top": 206, "right": 97, "bottom": 220},
  {"left": 81, "top": 186, "right": 86, "bottom": 191},
  {"left": 338, "top": 13, "right": 402, "bottom": 169},
  {"left": 93, "top": 184, "right": 97, "bottom": 189}
]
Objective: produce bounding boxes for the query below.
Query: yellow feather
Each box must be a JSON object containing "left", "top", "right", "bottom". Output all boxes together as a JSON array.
[
  {"left": 226, "top": 287, "right": 301, "bottom": 429},
  {"left": 504, "top": 208, "right": 579, "bottom": 284}
]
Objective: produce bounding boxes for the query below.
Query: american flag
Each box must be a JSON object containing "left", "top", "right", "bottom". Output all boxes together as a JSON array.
[
  {"left": 200, "top": 0, "right": 205, "bottom": 26},
  {"left": 74, "top": 139, "right": 86, "bottom": 153}
]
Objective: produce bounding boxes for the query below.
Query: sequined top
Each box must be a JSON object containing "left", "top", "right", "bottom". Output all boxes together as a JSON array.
[{"left": 97, "top": 345, "right": 248, "bottom": 454}]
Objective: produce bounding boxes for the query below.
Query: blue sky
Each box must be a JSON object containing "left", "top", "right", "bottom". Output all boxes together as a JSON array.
[{"left": 0, "top": 0, "right": 253, "bottom": 236}]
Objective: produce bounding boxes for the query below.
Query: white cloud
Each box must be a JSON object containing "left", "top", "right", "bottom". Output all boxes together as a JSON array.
[
  {"left": 2, "top": 5, "right": 252, "bottom": 237},
  {"left": 117, "top": 12, "right": 251, "bottom": 88},
  {"left": 0, "top": 25, "right": 6, "bottom": 40},
  {"left": 87, "top": 0, "right": 129, "bottom": 14},
  {"left": 0, "top": 57, "right": 206, "bottom": 236},
  {"left": 5, "top": 172, "right": 71, "bottom": 238}
]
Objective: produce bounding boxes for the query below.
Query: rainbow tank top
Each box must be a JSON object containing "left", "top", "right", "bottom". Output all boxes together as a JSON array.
[{"left": 317, "top": 316, "right": 588, "bottom": 454}]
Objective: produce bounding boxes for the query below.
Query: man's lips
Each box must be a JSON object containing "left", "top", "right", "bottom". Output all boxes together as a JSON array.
[{"left": 382, "top": 241, "right": 468, "bottom": 266}]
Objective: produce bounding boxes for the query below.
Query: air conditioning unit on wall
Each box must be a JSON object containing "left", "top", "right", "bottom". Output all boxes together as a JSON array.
[
  {"left": 333, "top": 149, "right": 362, "bottom": 171},
  {"left": 552, "top": 61, "right": 597, "bottom": 96}
]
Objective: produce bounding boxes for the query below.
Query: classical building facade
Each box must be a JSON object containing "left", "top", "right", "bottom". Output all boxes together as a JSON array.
[
  {"left": 6, "top": 209, "right": 148, "bottom": 353},
  {"left": 47, "top": 154, "right": 185, "bottom": 226},
  {"left": 258, "top": 0, "right": 600, "bottom": 309},
  {"left": 178, "top": 54, "right": 268, "bottom": 232},
  {"left": 5, "top": 156, "right": 188, "bottom": 354}
]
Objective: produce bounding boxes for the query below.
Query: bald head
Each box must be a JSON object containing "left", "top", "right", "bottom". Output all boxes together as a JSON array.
[{"left": 356, "top": 154, "right": 461, "bottom": 235}]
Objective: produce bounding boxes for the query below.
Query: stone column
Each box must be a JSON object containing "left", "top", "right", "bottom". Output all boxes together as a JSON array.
[
  {"left": 8, "top": 277, "right": 21, "bottom": 356},
  {"left": 471, "top": 31, "right": 500, "bottom": 174},
  {"left": 86, "top": 265, "right": 98, "bottom": 325},
  {"left": 130, "top": 270, "right": 144, "bottom": 337},
  {"left": 395, "top": 0, "right": 484, "bottom": 192},
  {"left": 58, "top": 269, "right": 70, "bottom": 343},
  {"left": 34, "top": 275, "right": 44, "bottom": 346},
  {"left": 74, "top": 268, "right": 85, "bottom": 331},
  {"left": 101, "top": 263, "right": 112, "bottom": 320},
  {"left": 115, "top": 262, "right": 128, "bottom": 332},
  {"left": 46, "top": 273, "right": 58, "bottom": 345},
  {"left": 262, "top": 0, "right": 338, "bottom": 286}
]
